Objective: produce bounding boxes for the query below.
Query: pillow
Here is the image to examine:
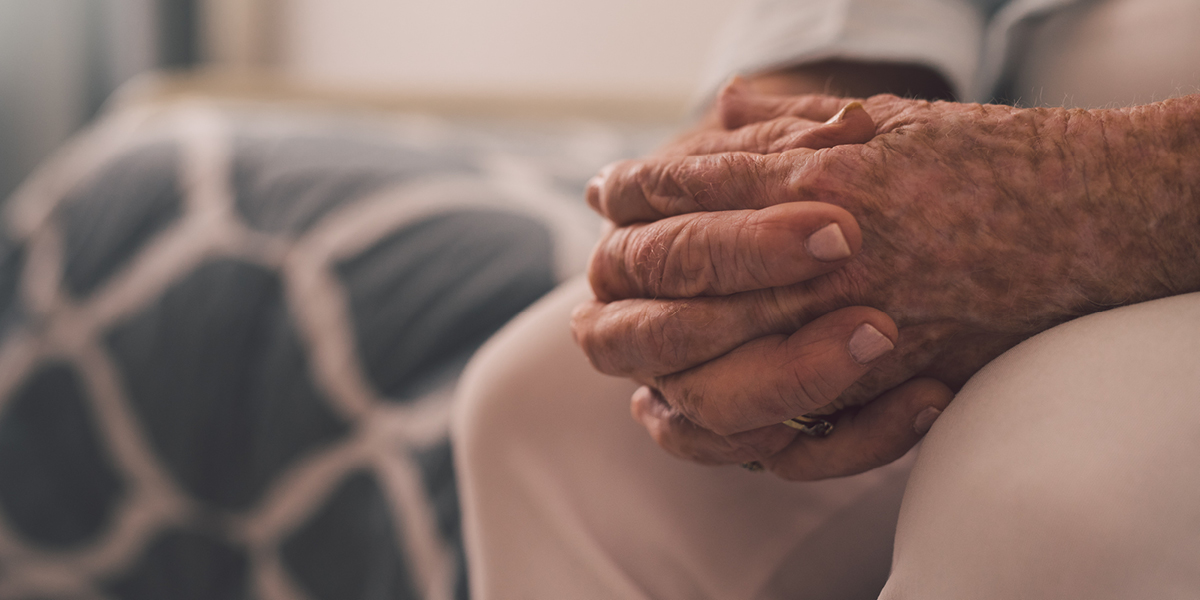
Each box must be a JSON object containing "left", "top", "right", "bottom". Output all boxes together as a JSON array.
[{"left": 0, "top": 101, "right": 666, "bottom": 600}]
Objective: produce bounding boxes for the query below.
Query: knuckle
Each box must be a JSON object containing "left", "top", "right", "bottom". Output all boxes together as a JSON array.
[
  {"left": 814, "top": 262, "right": 872, "bottom": 306},
  {"left": 567, "top": 302, "right": 592, "bottom": 343},
  {"left": 764, "top": 118, "right": 810, "bottom": 153},
  {"left": 690, "top": 153, "right": 749, "bottom": 210},
  {"left": 589, "top": 161, "right": 625, "bottom": 211},
  {"left": 738, "top": 216, "right": 776, "bottom": 289},
  {"left": 786, "top": 359, "right": 843, "bottom": 412},
  {"left": 662, "top": 380, "right": 720, "bottom": 434},
  {"left": 632, "top": 303, "right": 689, "bottom": 372},
  {"left": 745, "top": 118, "right": 795, "bottom": 152},
  {"left": 628, "top": 218, "right": 729, "bottom": 298},
  {"left": 751, "top": 124, "right": 778, "bottom": 152},
  {"left": 568, "top": 305, "right": 608, "bottom": 371},
  {"left": 639, "top": 398, "right": 715, "bottom": 464},
  {"left": 663, "top": 219, "right": 720, "bottom": 296},
  {"left": 586, "top": 231, "right": 628, "bottom": 302},
  {"left": 786, "top": 148, "right": 868, "bottom": 205},
  {"left": 569, "top": 301, "right": 646, "bottom": 376},
  {"left": 667, "top": 381, "right": 734, "bottom": 435},
  {"left": 747, "top": 286, "right": 808, "bottom": 332},
  {"left": 645, "top": 161, "right": 691, "bottom": 213},
  {"left": 585, "top": 174, "right": 605, "bottom": 212},
  {"left": 627, "top": 225, "right": 670, "bottom": 296}
]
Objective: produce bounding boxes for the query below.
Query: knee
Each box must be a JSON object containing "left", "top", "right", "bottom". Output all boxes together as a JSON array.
[
  {"left": 884, "top": 294, "right": 1200, "bottom": 599},
  {"left": 452, "top": 278, "right": 597, "bottom": 475},
  {"left": 452, "top": 316, "right": 549, "bottom": 473}
]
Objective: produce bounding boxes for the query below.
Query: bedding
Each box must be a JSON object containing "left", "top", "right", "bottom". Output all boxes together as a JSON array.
[{"left": 0, "top": 99, "right": 668, "bottom": 600}]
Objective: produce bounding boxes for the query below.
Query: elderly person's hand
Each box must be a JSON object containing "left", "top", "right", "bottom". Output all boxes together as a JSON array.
[{"left": 573, "top": 87, "right": 1200, "bottom": 480}]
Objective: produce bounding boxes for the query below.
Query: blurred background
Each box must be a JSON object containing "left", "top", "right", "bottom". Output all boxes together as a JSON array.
[
  {"left": 0, "top": 0, "right": 746, "bottom": 203},
  {"left": 0, "top": 3, "right": 750, "bottom": 598}
]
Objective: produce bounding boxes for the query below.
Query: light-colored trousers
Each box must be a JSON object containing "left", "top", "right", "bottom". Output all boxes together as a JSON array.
[
  {"left": 456, "top": 278, "right": 1200, "bottom": 599},
  {"left": 454, "top": 0, "right": 1200, "bottom": 597}
]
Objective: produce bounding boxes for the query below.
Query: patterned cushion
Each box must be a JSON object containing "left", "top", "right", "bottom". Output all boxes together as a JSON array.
[{"left": 0, "top": 102, "right": 667, "bottom": 600}]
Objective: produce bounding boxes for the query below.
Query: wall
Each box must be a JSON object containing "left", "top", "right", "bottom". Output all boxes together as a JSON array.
[
  {"left": 278, "top": 0, "right": 747, "bottom": 104},
  {"left": 0, "top": 0, "right": 158, "bottom": 203}
]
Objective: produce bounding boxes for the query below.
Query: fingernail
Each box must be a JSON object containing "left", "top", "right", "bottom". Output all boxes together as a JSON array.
[
  {"left": 848, "top": 323, "right": 893, "bottom": 364},
  {"left": 912, "top": 407, "right": 943, "bottom": 435},
  {"left": 825, "top": 101, "right": 865, "bottom": 124},
  {"left": 805, "top": 223, "right": 852, "bottom": 262}
]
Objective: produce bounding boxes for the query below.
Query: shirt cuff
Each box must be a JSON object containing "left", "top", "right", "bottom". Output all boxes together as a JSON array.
[{"left": 695, "top": 0, "right": 987, "bottom": 105}]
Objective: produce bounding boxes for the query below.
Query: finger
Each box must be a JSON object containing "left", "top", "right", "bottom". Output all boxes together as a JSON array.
[
  {"left": 656, "top": 307, "right": 898, "bottom": 436},
  {"left": 587, "top": 202, "right": 861, "bottom": 301},
  {"left": 830, "top": 321, "right": 960, "bottom": 409},
  {"left": 717, "top": 83, "right": 860, "bottom": 130},
  {"left": 761, "top": 378, "right": 953, "bottom": 481},
  {"left": 661, "top": 106, "right": 874, "bottom": 156},
  {"left": 787, "top": 102, "right": 875, "bottom": 150},
  {"left": 586, "top": 149, "right": 819, "bottom": 225},
  {"left": 572, "top": 273, "right": 854, "bottom": 379},
  {"left": 631, "top": 386, "right": 797, "bottom": 465},
  {"left": 575, "top": 261, "right": 881, "bottom": 379}
]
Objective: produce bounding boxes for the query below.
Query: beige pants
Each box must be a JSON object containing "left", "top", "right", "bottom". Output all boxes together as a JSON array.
[
  {"left": 454, "top": 0, "right": 1200, "bottom": 596},
  {"left": 455, "top": 278, "right": 1200, "bottom": 599}
]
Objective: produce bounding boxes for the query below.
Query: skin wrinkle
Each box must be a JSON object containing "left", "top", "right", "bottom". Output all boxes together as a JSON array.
[
  {"left": 644, "top": 226, "right": 671, "bottom": 299},
  {"left": 636, "top": 303, "right": 674, "bottom": 370},
  {"left": 671, "top": 366, "right": 721, "bottom": 434},
  {"left": 740, "top": 218, "right": 766, "bottom": 290},
  {"left": 654, "top": 160, "right": 689, "bottom": 218},
  {"left": 723, "top": 216, "right": 747, "bottom": 291},
  {"left": 578, "top": 91, "right": 1200, "bottom": 475},
  {"left": 855, "top": 102, "right": 1113, "bottom": 376},
  {"left": 786, "top": 348, "right": 842, "bottom": 414},
  {"left": 732, "top": 154, "right": 762, "bottom": 209},
  {"left": 660, "top": 300, "right": 701, "bottom": 367},
  {"left": 663, "top": 218, "right": 698, "bottom": 296},
  {"left": 1112, "top": 107, "right": 1182, "bottom": 294}
]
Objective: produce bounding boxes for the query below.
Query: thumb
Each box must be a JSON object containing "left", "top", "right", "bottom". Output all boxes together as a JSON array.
[
  {"left": 717, "top": 77, "right": 860, "bottom": 129},
  {"left": 779, "top": 101, "right": 875, "bottom": 151}
]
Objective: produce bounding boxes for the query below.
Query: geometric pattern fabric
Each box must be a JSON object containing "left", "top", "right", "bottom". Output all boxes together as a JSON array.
[{"left": 0, "top": 100, "right": 665, "bottom": 599}]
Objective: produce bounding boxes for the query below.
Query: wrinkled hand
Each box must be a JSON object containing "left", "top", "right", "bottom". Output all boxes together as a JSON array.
[{"left": 574, "top": 86, "right": 1200, "bottom": 479}]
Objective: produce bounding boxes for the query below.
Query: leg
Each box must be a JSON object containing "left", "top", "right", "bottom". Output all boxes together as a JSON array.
[
  {"left": 453, "top": 277, "right": 915, "bottom": 600},
  {"left": 882, "top": 292, "right": 1200, "bottom": 599}
]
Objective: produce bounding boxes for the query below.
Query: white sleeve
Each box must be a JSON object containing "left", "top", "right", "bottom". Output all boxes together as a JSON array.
[{"left": 697, "top": 0, "right": 988, "bottom": 102}]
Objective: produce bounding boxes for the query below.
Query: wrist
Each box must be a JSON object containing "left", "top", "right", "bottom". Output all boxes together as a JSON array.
[{"left": 1065, "top": 95, "right": 1200, "bottom": 309}]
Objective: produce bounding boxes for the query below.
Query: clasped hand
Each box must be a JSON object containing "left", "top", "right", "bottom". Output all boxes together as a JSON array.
[{"left": 571, "top": 81, "right": 1186, "bottom": 480}]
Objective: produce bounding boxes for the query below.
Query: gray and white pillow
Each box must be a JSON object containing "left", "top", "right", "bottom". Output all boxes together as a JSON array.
[{"left": 0, "top": 101, "right": 668, "bottom": 600}]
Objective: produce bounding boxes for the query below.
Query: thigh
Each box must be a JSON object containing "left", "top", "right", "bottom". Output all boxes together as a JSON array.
[
  {"left": 882, "top": 293, "right": 1200, "bottom": 599},
  {"left": 454, "top": 276, "right": 916, "bottom": 600}
]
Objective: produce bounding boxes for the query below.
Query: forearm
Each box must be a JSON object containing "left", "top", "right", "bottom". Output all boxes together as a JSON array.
[
  {"left": 1055, "top": 94, "right": 1200, "bottom": 308},
  {"left": 1121, "top": 94, "right": 1200, "bottom": 296}
]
